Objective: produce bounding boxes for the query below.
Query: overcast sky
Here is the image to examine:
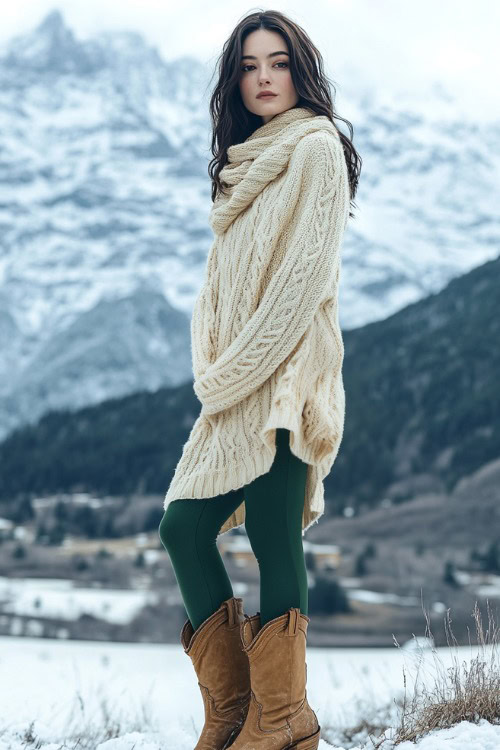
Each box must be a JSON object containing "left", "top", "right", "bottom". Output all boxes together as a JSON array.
[{"left": 2, "top": 0, "right": 499, "bottom": 121}]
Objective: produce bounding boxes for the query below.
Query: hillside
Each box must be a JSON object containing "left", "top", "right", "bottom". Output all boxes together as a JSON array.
[{"left": 1, "top": 253, "right": 498, "bottom": 522}]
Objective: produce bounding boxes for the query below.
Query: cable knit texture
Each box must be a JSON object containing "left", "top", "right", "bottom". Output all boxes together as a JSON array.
[{"left": 164, "top": 106, "right": 350, "bottom": 536}]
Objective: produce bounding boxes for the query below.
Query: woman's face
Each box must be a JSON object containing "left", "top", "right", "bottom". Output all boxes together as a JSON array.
[{"left": 238, "top": 29, "right": 299, "bottom": 124}]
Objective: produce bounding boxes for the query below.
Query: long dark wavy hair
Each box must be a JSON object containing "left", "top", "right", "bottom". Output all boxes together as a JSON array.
[{"left": 206, "top": 9, "right": 362, "bottom": 219}]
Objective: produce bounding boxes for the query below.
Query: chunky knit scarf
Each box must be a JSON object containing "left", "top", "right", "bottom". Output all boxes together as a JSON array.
[{"left": 209, "top": 106, "right": 342, "bottom": 235}]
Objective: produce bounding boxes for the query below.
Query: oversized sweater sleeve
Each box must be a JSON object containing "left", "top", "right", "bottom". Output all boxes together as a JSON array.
[
  {"left": 190, "top": 238, "right": 218, "bottom": 382},
  {"left": 193, "top": 131, "right": 349, "bottom": 415}
]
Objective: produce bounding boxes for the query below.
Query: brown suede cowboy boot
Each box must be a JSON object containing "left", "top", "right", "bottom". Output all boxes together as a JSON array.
[
  {"left": 229, "top": 607, "right": 321, "bottom": 750},
  {"left": 181, "top": 596, "right": 251, "bottom": 749}
]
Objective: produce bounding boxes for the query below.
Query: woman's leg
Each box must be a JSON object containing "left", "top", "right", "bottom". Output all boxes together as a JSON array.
[
  {"left": 158, "top": 487, "right": 244, "bottom": 632},
  {"left": 244, "top": 428, "right": 309, "bottom": 627}
]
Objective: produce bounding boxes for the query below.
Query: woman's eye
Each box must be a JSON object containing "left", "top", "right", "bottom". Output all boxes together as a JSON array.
[{"left": 241, "top": 62, "right": 288, "bottom": 72}]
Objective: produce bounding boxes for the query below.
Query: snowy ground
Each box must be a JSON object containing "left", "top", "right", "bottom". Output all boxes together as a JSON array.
[{"left": 0, "top": 635, "right": 498, "bottom": 749}]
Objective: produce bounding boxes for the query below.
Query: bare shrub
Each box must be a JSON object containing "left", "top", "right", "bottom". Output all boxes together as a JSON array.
[
  {"left": 374, "top": 597, "right": 499, "bottom": 747},
  {"left": 320, "top": 597, "right": 499, "bottom": 749}
]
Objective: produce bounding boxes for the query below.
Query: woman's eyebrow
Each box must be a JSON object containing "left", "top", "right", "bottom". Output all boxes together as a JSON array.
[{"left": 241, "top": 51, "right": 289, "bottom": 60}]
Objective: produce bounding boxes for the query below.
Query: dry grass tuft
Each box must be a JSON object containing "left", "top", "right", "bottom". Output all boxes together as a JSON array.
[
  {"left": 320, "top": 597, "right": 499, "bottom": 749},
  {"left": 1, "top": 682, "right": 158, "bottom": 750},
  {"left": 370, "top": 597, "right": 500, "bottom": 747}
]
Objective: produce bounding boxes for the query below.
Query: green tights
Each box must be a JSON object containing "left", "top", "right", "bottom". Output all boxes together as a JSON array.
[{"left": 158, "top": 428, "right": 309, "bottom": 632}]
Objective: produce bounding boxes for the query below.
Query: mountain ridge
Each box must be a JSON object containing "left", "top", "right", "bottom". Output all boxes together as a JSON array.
[{"left": 0, "top": 8, "right": 498, "bottom": 443}]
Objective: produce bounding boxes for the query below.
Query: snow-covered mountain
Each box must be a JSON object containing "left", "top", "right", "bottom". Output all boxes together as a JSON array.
[{"left": 0, "top": 9, "right": 498, "bottom": 441}]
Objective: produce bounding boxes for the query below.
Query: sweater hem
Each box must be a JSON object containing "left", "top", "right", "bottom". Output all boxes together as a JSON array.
[
  {"left": 163, "top": 441, "right": 274, "bottom": 537},
  {"left": 163, "top": 417, "right": 330, "bottom": 537}
]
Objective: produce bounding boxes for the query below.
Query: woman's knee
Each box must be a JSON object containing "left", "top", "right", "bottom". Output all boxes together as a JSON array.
[{"left": 158, "top": 501, "right": 190, "bottom": 551}]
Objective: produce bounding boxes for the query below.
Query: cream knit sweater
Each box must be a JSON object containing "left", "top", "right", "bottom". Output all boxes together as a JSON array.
[{"left": 164, "top": 106, "right": 350, "bottom": 536}]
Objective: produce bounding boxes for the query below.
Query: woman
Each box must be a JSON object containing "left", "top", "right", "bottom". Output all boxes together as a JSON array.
[{"left": 159, "top": 9, "right": 361, "bottom": 750}]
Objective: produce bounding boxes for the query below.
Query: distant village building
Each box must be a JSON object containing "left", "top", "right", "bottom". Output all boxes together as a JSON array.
[
  {"left": 303, "top": 540, "right": 341, "bottom": 570},
  {"left": 0, "top": 517, "right": 15, "bottom": 541},
  {"left": 218, "top": 533, "right": 341, "bottom": 570},
  {"left": 32, "top": 492, "right": 116, "bottom": 511},
  {"left": 218, "top": 534, "right": 255, "bottom": 568}
]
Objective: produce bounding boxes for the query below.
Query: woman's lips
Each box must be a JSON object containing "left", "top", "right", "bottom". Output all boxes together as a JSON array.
[{"left": 257, "top": 94, "right": 277, "bottom": 99}]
